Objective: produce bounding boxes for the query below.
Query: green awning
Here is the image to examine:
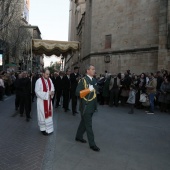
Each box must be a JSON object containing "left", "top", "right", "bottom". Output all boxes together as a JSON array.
[{"left": 5, "top": 63, "right": 17, "bottom": 67}]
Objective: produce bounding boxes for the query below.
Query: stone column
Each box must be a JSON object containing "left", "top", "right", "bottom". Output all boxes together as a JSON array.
[
  {"left": 158, "top": 0, "right": 169, "bottom": 70},
  {"left": 166, "top": 0, "right": 170, "bottom": 69}
]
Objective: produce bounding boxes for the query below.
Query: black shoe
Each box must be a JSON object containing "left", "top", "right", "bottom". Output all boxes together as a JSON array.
[
  {"left": 75, "top": 138, "right": 87, "bottom": 143},
  {"left": 41, "top": 131, "right": 48, "bottom": 136},
  {"left": 20, "top": 114, "right": 23, "bottom": 117},
  {"left": 90, "top": 145, "right": 100, "bottom": 152},
  {"left": 75, "top": 111, "right": 79, "bottom": 114},
  {"left": 72, "top": 113, "right": 76, "bottom": 116},
  {"left": 64, "top": 109, "right": 67, "bottom": 112}
]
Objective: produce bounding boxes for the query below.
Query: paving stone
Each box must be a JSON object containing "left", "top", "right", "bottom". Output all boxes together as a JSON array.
[{"left": 1, "top": 95, "right": 170, "bottom": 170}]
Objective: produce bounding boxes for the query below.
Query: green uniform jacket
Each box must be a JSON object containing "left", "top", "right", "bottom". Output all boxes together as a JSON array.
[{"left": 76, "top": 76, "right": 97, "bottom": 114}]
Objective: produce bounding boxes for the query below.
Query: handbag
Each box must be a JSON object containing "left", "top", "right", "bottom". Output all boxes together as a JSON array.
[
  {"left": 142, "top": 98, "right": 150, "bottom": 106},
  {"left": 139, "top": 93, "right": 147, "bottom": 103},
  {"left": 121, "top": 89, "right": 129, "bottom": 97}
]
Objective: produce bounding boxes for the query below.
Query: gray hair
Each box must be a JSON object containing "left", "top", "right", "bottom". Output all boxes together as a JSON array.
[
  {"left": 42, "top": 68, "right": 50, "bottom": 73},
  {"left": 85, "top": 64, "right": 94, "bottom": 72}
]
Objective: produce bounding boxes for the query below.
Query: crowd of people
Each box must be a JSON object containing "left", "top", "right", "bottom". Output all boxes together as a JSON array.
[
  {"left": 0, "top": 67, "right": 81, "bottom": 121},
  {"left": 0, "top": 71, "right": 39, "bottom": 121},
  {"left": 97, "top": 70, "right": 170, "bottom": 114},
  {"left": 0, "top": 67, "right": 170, "bottom": 152},
  {"left": 0, "top": 71, "right": 17, "bottom": 99},
  {"left": 0, "top": 68, "right": 170, "bottom": 119}
]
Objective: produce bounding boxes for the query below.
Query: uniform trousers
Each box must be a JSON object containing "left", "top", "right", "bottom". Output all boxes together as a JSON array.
[{"left": 76, "top": 112, "right": 95, "bottom": 147}]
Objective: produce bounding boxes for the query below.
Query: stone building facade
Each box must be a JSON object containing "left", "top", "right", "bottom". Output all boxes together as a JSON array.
[{"left": 66, "top": 0, "right": 170, "bottom": 75}]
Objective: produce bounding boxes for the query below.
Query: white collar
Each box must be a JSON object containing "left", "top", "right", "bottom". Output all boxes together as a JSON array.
[{"left": 87, "top": 75, "right": 93, "bottom": 81}]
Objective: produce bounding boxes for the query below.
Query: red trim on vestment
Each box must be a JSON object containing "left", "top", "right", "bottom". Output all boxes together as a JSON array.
[{"left": 41, "top": 78, "right": 52, "bottom": 119}]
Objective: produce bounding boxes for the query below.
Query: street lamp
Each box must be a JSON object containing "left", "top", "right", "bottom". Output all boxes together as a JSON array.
[{"left": 61, "top": 55, "right": 64, "bottom": 71}]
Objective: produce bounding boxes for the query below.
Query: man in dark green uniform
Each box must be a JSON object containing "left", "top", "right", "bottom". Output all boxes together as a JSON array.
[{"left": 75, "top": 64, "right": 100, "bottom": 152}]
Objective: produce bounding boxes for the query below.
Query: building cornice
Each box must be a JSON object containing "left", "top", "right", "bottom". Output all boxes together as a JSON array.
[{"left": 82, "top": 46, "right": 159, "bottom": 61}]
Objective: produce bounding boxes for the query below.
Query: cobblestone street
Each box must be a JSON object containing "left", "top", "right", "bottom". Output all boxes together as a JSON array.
[
  {"left": 0, "top": 96, "right": 50, "bottom": 170},
  {"left": 0, "top": 96, "right": 170, "bottom": 170}
]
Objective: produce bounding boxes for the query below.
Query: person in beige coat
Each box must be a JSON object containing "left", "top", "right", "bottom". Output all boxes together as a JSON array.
[{"left": 146, "top": 73, "right": 157, "bottom": 114}]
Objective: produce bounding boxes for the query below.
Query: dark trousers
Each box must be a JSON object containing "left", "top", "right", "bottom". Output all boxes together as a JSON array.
[
  {"left": 149, "top": 93, "right": 155, "bottom": 113},
  {"left": 15, "top": 94, "right": 21, "bottom": 110},
  {"left": 160, "top": 102, "right": 168, "bottom": 112},
  {"left": 56, "top": 90, "right": 62, "bottom": 106},
  {"left": 98, "top": 93, "right": 104, "bottom": 105},
  {"left": 20, "top": 95, "right": 31, "bottom": 118},
  {"left": 52, "top": 92, "right": 56, "bottom": 105},
  {"left": 32, "top": 92, "right": 35, "bottom": 102},
  {"left": 5, "top": 84, "right": 11, "bottom": 96},
  {"left": 76, "top": 112, "right": 95, "bottom": 147},
  {"left": 63, "top": 90, "right": 70, "bottom": 110},
  {"left": 109, "top": 88, "right": 119, "bottom": 107},
  {"left": 129, "top": 104, "right": 134, "bottom": 114},
  {"left": 0, "top": 86, "right": 4, "bottom": 100},
  {"left": 71, "top": 91, "right": 77, "bottom": 112}
]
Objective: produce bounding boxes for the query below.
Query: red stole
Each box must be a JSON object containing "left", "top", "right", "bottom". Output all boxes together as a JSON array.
[{"left": 41, "top": 77, "right": 52, "bottom": 119}]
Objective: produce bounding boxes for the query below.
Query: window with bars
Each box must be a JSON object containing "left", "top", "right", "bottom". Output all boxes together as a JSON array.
[{"left": 105, "top": 35, "right": 112, "bottom": 49}]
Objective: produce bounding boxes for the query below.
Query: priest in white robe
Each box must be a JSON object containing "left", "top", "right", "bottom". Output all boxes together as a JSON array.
[{"left": 35, "top": 69, "right": 55, "bottom": 136}]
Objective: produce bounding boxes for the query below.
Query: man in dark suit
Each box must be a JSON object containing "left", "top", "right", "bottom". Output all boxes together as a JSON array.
[
  {"left": 62, "top": 69, "right": 71, "bottom": 112},
  {"left": 14, "top": 73, "right": 22, "bottom": 111},
  {"left": 30, "top": 73, "right": 37, "bottom": 102},
  {"left": 55, "top": 71, "right": 64, "bottom": 108},
  {"left": 70, "top": 66, "right": 80, "bottom": 116},
  {"left": 19, "top": 71, "right": 31, "bottom": 122},
  {"left": 51, "top": 72, "right": 58, "bottom": 105}
]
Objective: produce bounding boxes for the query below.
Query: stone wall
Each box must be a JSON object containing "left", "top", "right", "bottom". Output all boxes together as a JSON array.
[
  {"left": 158, "top": 0, "right": 170, "bottom": 71},
  {"left": 90, "top": 0, "right": 160, "bottom": 52},
  {"left": 90, "top": 51, "right": 158, "bottom": 75},
  {"left": 67, "top": 0, "right": 170, "bottom": 74}
]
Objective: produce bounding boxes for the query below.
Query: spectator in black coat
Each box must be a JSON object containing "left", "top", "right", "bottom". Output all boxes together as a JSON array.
[
  {"left": 62, "top": 69, "right": 71, "bottom": 112},
  {"left": 19, "top": 72, "right": 31, "bottom": 122},
  {"left": 30, "top": 73, "right": 37, "bottom": 102},
  {"left": 70, "top": 66, "right": 80, "bottom": 115},
  {"left": 51, "top": 72, "right": 59, "bottom": 105},
  {"left": 14, "top": 74, "right": 22, "bottom": 111},
  {"left": 55, "top": 71, "right": 64, "bottom": 108}
]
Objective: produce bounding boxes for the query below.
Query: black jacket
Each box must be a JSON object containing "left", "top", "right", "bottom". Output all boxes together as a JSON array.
[
  {"left": 62, "top": 75, "right": 71, "bottom": 91},
  {"left": 55, "top": 76, "right": 63, "bottom": 91},
  {"left": 19, "top": 77, "right": 31, "bottom": 96},
  {"left": 14, "top": 78, "right": 22, "bottom": 95},
  {"left": 70, "top": 73, "right": 80, "bottom": 92},
  {"left": 157, "top": 76, "right": 164, "bottom": 90}
]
